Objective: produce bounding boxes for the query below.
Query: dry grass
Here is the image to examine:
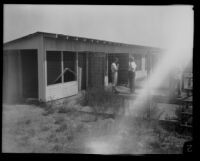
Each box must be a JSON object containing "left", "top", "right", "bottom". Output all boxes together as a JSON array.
[
  {"left": 2, "top": 91, "right": 191, "bottom": 153},
  {"left": 82, "top": 88, "right": 125, "bottom": 116},
  {"left": 2, "top": 104, "right": 82, "bottom": 153}
]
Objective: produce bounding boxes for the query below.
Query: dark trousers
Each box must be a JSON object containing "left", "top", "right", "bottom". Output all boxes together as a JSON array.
[{"left": 128, "top": 71, "right": 136, "bottom": 93}]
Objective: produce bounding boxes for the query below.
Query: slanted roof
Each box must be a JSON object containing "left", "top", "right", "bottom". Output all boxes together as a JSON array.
[{"left": 4, "top": 31, "right": 164, "bottom": 53}]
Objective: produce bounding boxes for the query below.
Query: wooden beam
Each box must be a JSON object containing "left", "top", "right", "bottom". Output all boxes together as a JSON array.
[
  {"left": 78, "top": 53, "right": 82, "bottom": 91},
  {"left": 104, "top": 53, "right": 109, "bottom": 87},
  {"left": 37, "top": 34, "right": 46, "bottom": 101}
]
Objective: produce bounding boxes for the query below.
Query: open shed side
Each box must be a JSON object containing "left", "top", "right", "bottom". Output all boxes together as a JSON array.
[{"left": 3, "top": 32, "right": 164, "bottom": 103}]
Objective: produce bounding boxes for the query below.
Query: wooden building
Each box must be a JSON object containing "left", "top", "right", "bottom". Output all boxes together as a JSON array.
[{"left": 3, "top": 32, "right": 164, "bottom": 103}]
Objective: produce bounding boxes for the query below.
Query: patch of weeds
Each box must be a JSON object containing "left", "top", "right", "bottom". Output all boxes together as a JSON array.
[
  {"left": 149, "top": 123, "right": 187, "bottom": 153},
  {"left": 149, "top": 141, "right": 162, "bottom": 151},
  {"left": 81, "top": 113, "right": 97, "bottom": 122},
  {"left": 40, "top": 98, "right": 58, "bottom": 116},
  {"left": 66, "top": 128, "right": 75, "bottom": 141},
  {"left": 54, "top": 116, "right": 65, "bottom": 124},
  {"left": 136, "top": 106, "right": 187, "bottom": 154},
  {"left": 52, "top": 144, "right": 64, "bottom": 152},
  {"left": 76, "top": 123, "right": 85, "bottom": 133},
  {"left": 46, "top": 133, "right": 59, "bottom": 143},
  {"left": 139, "top": 100, "right": 164, "bottom": 120},
  {"left": 40, "top": 125, "right": 50, "bottom": 131},
  {"left": 57, "top": 106, "right": 72, "bottom": 114},
  {"left": 42, "top": 104, "right": 56, "bottom": 116},
  {"left": 67, "top": 134, "right": 74, "bottom": 141},
  {"left": 25, "top": 99, "right": 44, "bottom": 107},
  {"left": 42, "top": 108, "right": 55, "bottom": 116},
  {"left": 25, "top": 119, "right": 31, "bottom": 125},
  {"left": 53, "top": 119, "right": 75, "bottom": 142},
  {"left": 83, "top": 88, "right": 125, "bottom": 116},
  {"left": 15, "top": 118, "right": 33, "bottom": 136},
  {"left": 56, "top": 123, "right": 68, "bottom": 133},
  {"left": 27, "top": 128, "right": 36, "bottom": 137},
  {"left": 63, "top": 123, "right": 75, "bottom": 142},
  {"left": 17, "top": 135, "right": 30, "bottom": 147}
]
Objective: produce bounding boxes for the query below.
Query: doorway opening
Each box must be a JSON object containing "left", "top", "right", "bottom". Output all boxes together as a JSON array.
[
  {"left": 20, "top": 49, "right": 38, "bottom": 99},
  {"left": 78, "top": 52, "right": 87, "bottom": 90}
]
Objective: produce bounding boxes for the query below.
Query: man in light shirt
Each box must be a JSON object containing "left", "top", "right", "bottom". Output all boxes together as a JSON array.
[
  {"left": 111, "top": 57, "right": 119, "bottom": 93},
  {"left": 128, "top": 56, "right": 137, "bottom": 93}
]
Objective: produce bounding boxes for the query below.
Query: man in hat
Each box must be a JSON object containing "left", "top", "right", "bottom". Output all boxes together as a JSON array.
[
  {"left": 128, "top": 56, "right": 137, "bottom": 93},
  {"left": 111, "top": 57, "right": 119, "bottom": 93}
]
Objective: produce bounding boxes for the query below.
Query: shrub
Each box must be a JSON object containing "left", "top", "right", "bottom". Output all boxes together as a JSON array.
[
  {"left": 57, "top": 106, "right": 71, "bottom": 114},
  {"left": 41, "top": 99, "right": 57, "bottom": 116},
  {"left": 55, "top": 123, "right": 68, "bottom": 132},
  {"left": 54, "top": 116, "right": 65, "bottom": 124},
  {"left": 82, "top": 88, "right": 125, "bottom": 115}
]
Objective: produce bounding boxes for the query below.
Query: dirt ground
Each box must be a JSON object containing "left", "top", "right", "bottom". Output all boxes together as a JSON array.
[{"left": 2, "top": 103, "right": 190, "bottom": 154}]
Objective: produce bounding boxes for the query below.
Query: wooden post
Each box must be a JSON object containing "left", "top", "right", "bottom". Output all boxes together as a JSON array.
[
  {"left": 38, "top": 35, "right": 46, "bottom": 101},
  {"left": 146, "top": 52, "right": 152, "bottom": 120},
  {"left": 142, "top": 55, "right": 145, "bottom": 72},
  {"left": 104, "top": 53, "right": 108, "bottom": 87},
  {"left": 146, "top": 53, "right": 151, "bottom": 79},
  {"left": 78, "top": 67, "right": 82, "bottom": 91},
  {"left": 61, "top": 51, "right": 64, "bottom": 83}
]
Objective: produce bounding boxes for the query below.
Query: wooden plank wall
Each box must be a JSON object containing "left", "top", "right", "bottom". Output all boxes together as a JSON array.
[
  {"left": 3, "top": 50, "right": 21, "bottom": 103},
  {"left": 88, "top": 53, "right": 105, "bottom": 88}
]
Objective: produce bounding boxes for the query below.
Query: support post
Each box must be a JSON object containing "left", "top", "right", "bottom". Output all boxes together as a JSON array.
[
  {"left": 142, "top": 55, "right": 145, "bottom": 72},
  {"left": 104, "top": 53, "right": 108, "bottom": 87},
  {"left": 61, "top": 51, "right": 64, "bottom": 83},
  {"left": 146, "top": 52, "right": 152, "bottom": 120},
  {"left": 38, "top": 35, "right": 46, "bottom": 101}
]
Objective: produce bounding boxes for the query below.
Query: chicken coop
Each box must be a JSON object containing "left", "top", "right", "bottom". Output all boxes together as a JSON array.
[{"left": 3, "top": 32, "right": 164, "bottom": 103}]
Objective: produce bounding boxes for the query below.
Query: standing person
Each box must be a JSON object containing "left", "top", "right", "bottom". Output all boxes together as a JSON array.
[
  {"left": 111, "top": 57, "right": 119, "bottom": 93},
  {"left": 128, "top": 56, "right": 137, "bottom": 93}
]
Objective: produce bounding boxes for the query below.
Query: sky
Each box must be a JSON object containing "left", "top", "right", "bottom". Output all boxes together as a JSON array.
[{"left": 4, "top": 5, "right": 194, "bottom": 49}]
